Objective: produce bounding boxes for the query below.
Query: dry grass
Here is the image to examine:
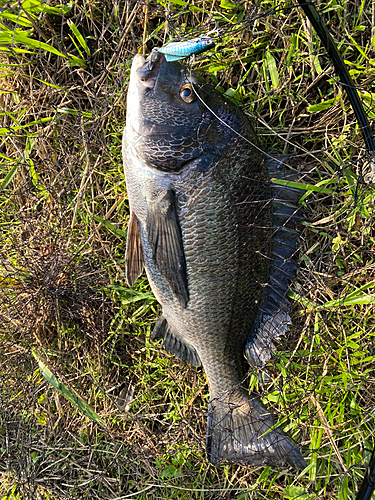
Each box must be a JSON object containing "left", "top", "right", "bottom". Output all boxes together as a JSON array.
[{"left": 0, "top": 0, "right": 374, "bottom": 499}]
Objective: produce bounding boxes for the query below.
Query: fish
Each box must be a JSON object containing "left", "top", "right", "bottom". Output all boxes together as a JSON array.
[
  {"left": 158, "top": 36, "right": 215, "bottom": 62},
  {"left": 122, "top": 47, "right": 306, "bottom": 470}
]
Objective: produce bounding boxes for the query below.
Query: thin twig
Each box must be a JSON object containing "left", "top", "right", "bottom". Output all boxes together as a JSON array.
[{"left": 309, "top": 394, "right": 346, "bottom": 472}]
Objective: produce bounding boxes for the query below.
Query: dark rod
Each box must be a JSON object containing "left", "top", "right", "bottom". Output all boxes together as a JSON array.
[
  {"left": 354, "top": 447, "right": 375, "bottom": 500},
  {"left": 297, "top": 2, "right": 375, "bottom": 496},
  {"left": 297, "top": 0, "right": 375, "bottom": 154}
]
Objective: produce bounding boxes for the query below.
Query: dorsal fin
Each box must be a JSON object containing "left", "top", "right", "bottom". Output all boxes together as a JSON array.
[{"left": 246, "top": 156, "right": 304, "bottom": 369}]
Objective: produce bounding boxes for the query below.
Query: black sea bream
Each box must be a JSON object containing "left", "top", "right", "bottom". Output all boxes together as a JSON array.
[{"left": 122, "top": 48, "right": 306, "bottom": 469}]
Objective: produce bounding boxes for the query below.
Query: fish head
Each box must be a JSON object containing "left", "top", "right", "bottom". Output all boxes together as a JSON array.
[{"left": 126, "top": 49, "right": 248, "bottom": 172}]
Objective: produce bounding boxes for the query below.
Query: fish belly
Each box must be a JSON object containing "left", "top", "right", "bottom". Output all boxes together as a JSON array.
[{"left": 168, "top": 155, "right": 271, "bottom": 390}]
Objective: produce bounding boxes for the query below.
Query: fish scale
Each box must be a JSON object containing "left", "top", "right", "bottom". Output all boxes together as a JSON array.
[{"left": 123, "top": 49, "right": 306, "bottom": 469}]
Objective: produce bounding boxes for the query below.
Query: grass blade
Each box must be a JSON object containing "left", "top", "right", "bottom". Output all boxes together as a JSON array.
[
  {"left": 93, "top": 215, "right": 126, "bottom": 238},
  {"left": 265, "top": 50, "right": 279, "bottom": 89},
  {"left": 0, "top": 30, "right": 86, "bottom": 67},
  {"left": 68, "top": 20, "right": 91, "bottom": 57},
  {"left": 271, "top": 178, "right": 334, "bottom": 194},
  {"left": 32, "top": 349, "right": 105, "bottom": 428},
  {"left": 0, "top": 163, "right": 20, "bottom": 191}
]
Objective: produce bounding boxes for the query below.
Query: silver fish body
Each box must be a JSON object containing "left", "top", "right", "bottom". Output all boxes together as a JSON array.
[{"left": 123, "top": 51, "right": 306, "bottom": 469}]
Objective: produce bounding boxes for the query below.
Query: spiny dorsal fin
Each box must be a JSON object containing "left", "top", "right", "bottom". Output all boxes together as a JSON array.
[
  {"left": 125, "top": 212, "right": 145, "bottom": 286},
  {"left": 152, "top": 315, "right": 201, "bottom": 367},
  {"left": 146, "top": 189, "right": 189, "bottom": 307}
]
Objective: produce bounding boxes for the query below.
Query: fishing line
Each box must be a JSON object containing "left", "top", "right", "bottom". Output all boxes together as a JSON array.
[
  {"left": 176, "top": 11, "right": 375, "bottom": 494},
  {"left": 168, "top": 0, "right": 375, "bottom": 174},
  {"left": 181, "top": 42, "right": 370, "bottom": 177},
  {"left": 188, "top": 71, "right": 327, "bottom": 171},
  {"left": 162, "top": 1, "right": 296, "bottom": 41}
]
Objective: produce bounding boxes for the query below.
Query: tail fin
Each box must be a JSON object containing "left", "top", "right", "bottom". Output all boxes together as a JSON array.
[{"left": 206, "top": 394, "right": 306, "bottom": 470}]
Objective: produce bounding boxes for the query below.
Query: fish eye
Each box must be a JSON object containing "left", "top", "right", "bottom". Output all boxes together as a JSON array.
[{"left": 180, "top": 84, "right": 196, "bottom": 103}]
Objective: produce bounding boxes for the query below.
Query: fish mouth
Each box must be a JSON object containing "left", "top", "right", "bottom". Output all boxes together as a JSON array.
[{"left": 134, "top": 49, "right": 164, "bottom": 90}]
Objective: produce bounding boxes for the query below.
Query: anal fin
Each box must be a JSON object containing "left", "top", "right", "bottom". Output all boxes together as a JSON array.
[{"left": 152, "top": 315, "right": 201, "bottom": 367}]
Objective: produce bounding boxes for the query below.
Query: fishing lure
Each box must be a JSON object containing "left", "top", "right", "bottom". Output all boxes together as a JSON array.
[{"left": 158, "top": 36, "right": 215, "bottom": 62}]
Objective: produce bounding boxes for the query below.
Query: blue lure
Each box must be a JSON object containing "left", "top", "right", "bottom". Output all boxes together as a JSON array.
[{"left": 158, "top": 36, "right": 215, "bottom": 62}]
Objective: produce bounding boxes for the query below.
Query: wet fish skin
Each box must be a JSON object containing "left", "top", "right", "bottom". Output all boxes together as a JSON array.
[{"left": 123, "top": 51, "right": 306, "bottom": 469}]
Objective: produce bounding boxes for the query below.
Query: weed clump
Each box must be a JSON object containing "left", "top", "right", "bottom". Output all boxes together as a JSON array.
[{"left": 0, "top": 206, "right": 107, "bottom": 349}]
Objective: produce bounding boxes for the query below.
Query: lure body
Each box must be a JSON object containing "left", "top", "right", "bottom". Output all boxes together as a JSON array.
[{"left": 158, "top": 36, "right": 214, "bottom": 62}]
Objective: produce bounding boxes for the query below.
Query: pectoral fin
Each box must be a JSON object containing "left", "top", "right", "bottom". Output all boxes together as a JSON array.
[
  {"left": 146, "top": 190, "right": 188, "bottom": 307},
  {"left": 125, "top": 212, "right": 145, "bottom": 286}
]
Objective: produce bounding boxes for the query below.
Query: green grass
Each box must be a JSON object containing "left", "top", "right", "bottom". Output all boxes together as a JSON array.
[{"left": 0, "top": 0, "right": 375, "bottom": 499}]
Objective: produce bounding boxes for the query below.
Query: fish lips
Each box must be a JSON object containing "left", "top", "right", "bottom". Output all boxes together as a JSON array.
[
  {"left": 133, "top": 49, "right": 198, "bottom": 93},
  {"left": 134, "top": 49, "right": 165, "bottom": 90}
]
